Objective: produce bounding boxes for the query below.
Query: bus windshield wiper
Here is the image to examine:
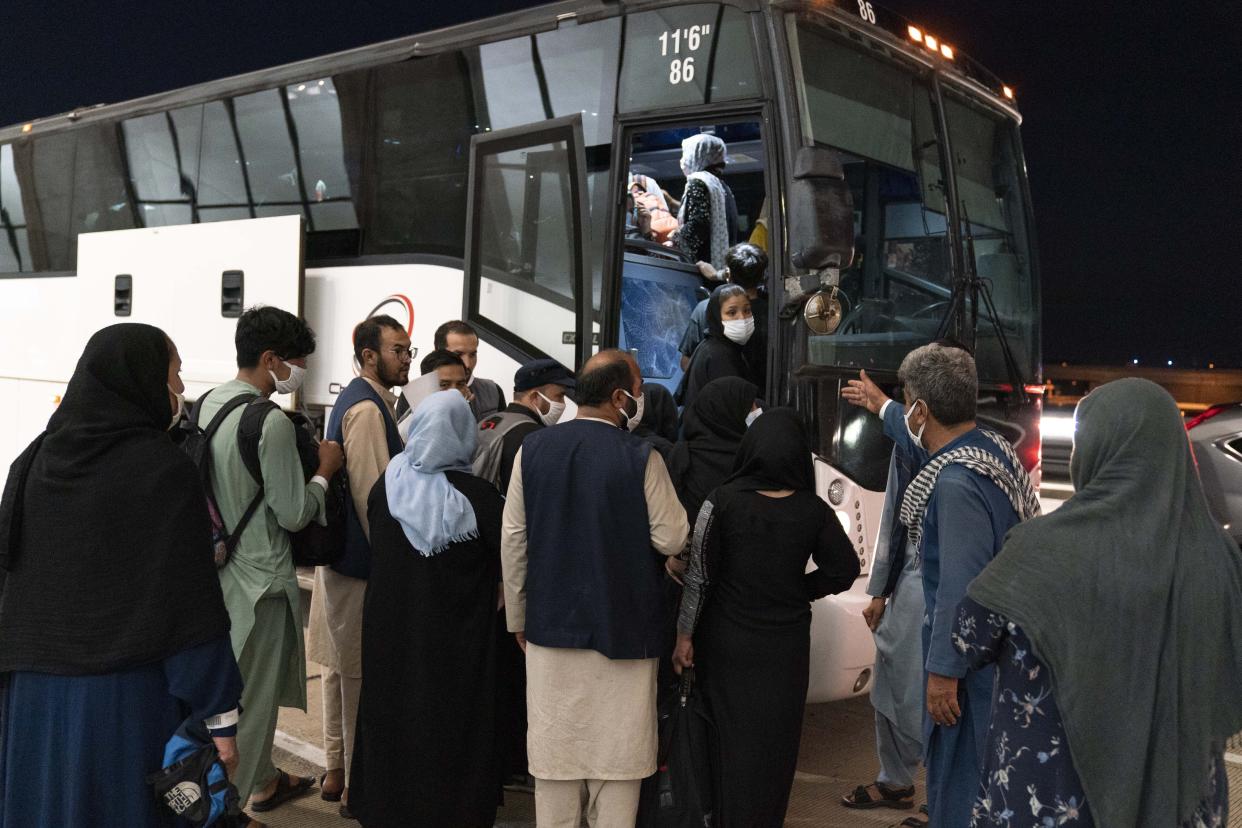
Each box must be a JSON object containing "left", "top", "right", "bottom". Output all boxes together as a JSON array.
[{"left": 941, "top": 201, "right": 1030, "bottom": 403}]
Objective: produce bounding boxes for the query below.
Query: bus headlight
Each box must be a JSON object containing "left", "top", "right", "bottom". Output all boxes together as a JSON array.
[{"left": 828, "top": 478, "right": 845, "bottom": 505}]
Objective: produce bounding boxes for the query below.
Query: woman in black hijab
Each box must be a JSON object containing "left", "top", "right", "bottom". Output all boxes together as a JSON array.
[
  {"left": 672, "top": 409, "right": 859, "bottom": 827},
  {"left": 679, "top": 284, "right": 759, "bottom": 410},
  {"left": 666, "top": 376, "right": 757, "bottom": 524},
  {"left": 0, "top": 324, "right": 243, "bottom": 827}
]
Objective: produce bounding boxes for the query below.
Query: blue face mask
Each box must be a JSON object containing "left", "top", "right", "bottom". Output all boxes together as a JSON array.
[{"left": 745, "top": 407, "right": 763, "bottom": 428}]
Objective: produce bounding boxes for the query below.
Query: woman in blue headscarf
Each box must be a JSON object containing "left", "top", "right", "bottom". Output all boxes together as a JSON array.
[{"left": 349, "top": 390, "right": 506, "bottom": 828}]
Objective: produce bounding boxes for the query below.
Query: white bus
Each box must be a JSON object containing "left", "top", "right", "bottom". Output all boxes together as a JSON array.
[{"left": 0, "top": 0, "right": 1043, "bottom": 702}]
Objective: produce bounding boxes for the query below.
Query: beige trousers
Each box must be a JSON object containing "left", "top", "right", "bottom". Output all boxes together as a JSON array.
[
  {"left": 322, "top": 666, "right": 362, "bottom": 777},
  {"left": 534, "top": 778, "right": 642, "bottom": 828}
]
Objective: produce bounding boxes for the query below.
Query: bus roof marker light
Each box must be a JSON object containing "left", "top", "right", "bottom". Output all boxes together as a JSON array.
[
  {"left": 1003, "top": 85, "right": 1015, "bottom": 100},
  {"left": 924, "top": 34, "right": 939, "bottom": 52},
  {"left": 940, "top": 43, "right": 955, "bottom": 60},
  {"left": 907, "top": 25, "right": 923, "bottom": 43},
  {"left": 21, "top": 123, "right": 32, "bottom": 134}
]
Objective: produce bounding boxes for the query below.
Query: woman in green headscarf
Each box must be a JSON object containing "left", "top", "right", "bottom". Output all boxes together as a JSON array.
[{"left": 953, "top": 378, "right": 1242, "bottom": 827}]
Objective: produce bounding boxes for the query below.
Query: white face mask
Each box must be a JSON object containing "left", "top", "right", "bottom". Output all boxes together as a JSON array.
[
  {"left": 618, "top": 390, "right": 645, "bottom": 432},
  {"left": 167, "top": 386, "right": 185, "bottom": 430},
  {"left": 904, "top": 399, "right": 927, "bottom": 448},
  {"left": 536, "top": 391, "right": 566, "bottom": 427},
  {"left": 270, "top": 360, "right": 306, "bottom": 395},
  {"left": 745, "top": 407, "right": 763, "bottom": 428},
  {"left": 722, "top": 317, "right": 755, "bottom": 345}
]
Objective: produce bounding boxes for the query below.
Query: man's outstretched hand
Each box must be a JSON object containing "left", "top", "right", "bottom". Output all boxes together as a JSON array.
[{"left": 842, "top": 369, "right": 891, "bottom": 415}]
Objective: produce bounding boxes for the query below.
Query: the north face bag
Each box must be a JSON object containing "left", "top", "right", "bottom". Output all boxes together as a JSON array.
[{"left": 147, "top": 727, "right": 242, "bottom": 827}]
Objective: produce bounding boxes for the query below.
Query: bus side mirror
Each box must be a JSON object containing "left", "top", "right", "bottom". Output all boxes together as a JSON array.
[{"left": 788, "top": 147, "right": 855, "bottom": 271}]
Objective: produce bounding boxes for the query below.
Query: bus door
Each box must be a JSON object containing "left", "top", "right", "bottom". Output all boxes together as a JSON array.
[
  {"left": 460, "top": 114, "right": 593, "bottom": 372},
  {"left": 614, "top": 117, "right": 772, "bottom": 398}
]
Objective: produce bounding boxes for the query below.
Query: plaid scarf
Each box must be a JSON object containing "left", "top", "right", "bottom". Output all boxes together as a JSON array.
[{"left": 899, "top": 429, "right": 1040, "bottom": 560}]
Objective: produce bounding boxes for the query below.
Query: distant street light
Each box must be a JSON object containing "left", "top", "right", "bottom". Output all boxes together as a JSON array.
[{"left": 1167, "top": 360, "right": 1174, "bottom": 367}]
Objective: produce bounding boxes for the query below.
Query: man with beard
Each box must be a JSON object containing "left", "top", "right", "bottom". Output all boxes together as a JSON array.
[{"left": 307, "top": 315, "right": 410, "bottom": 818}]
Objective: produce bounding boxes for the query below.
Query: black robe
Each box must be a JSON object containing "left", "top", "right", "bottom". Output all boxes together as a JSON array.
[
  {"left": 667, "top": 376, "right": 757, "bottom": 524},
  {"left": 350, "top": 471, "right": 504, "bottom": 828},
  {"left": 690, "top": 409, "right": 860, "bottom": 826}
]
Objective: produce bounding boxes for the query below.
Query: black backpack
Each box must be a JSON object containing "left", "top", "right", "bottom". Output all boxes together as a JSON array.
[
  {"left": 235, "top": 399, "right": 348, "bottom": 568},
  {"left": 180, "top": 393, "right": 267, "bottom": 569}
]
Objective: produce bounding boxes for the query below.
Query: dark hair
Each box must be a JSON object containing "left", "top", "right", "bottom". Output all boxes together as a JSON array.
[
  {"left": 433, "top": 320, "right": 477, "bottom": 350},
  {"left": 353, "top": 315, "right": 405, "bottom": 363},
  {"left": 420, "top": 348, "right": 466, "bottom": 376},
  {"left": 575, "top": 353, "right": 635, "bottom": 408},
  {"left": 724, "top": 243, "right": 768, "bottom": 291},
  {"left": 235, "top": 306, "right": 316, "bottom": 368}
]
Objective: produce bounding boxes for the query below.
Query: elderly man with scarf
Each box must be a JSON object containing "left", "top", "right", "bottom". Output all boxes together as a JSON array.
[{"left": 844, "top": 343, "right": 1040, "bottom": 827}]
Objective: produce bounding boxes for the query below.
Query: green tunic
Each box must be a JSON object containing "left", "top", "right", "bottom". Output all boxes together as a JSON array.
[{"left": 200, "top": 379, "right": 325, "bottom": 709}]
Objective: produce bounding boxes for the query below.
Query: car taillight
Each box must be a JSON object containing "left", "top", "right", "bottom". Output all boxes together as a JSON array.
[{"left": 1186, "top": 405, "right": 1229, "bottom": 431}]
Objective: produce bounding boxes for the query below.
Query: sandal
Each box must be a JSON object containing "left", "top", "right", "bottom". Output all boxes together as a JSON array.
[
  {"left": 841, "top": 781, "right": 915, "bottom": 810},
  {"left": 249, "top": 770, "right": 315, "bottom": 813},
  {"left": 899, "top": 816, "right": 929, "bottom": 827}
]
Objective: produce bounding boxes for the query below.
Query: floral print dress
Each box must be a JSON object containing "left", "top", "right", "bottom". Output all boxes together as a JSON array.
[{"left": 953, "top": 596, "right": 1227, "bottom": 828}]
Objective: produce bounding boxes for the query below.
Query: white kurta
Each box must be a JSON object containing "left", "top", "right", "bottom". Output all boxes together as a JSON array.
[
  {"left": 525, "top": 643, "right": 659, "bottom": 780},
  {"left": 500, "top": 424, "right": 689, "bottom": 781}
]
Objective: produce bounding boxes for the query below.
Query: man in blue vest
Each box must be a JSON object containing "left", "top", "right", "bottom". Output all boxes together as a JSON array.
[
  {"left": 501, "top": 350, "right": 688, "bottom": 827},
  {"left": 306, "top": 315, "right": 408, "bottom": 817}
]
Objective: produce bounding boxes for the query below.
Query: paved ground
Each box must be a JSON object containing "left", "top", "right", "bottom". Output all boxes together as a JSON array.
[
  {"left": 268, "top": 690, "right": 916, "bottom": 827},
  {"left": 268, "top": 687, "right": 1242, "bottom": 827},
  {"left": 254, "top": 478, "right": 1242, "bottom": 826}
]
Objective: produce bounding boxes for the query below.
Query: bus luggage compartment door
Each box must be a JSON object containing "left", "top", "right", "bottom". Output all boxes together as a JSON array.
[{"left": 74, "top": 215, "right": 305, "bottom": 404}]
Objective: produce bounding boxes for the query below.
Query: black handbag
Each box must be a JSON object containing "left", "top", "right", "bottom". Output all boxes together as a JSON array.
[{"left": 638, "top": 667, "right": 719, "bottom": 828}]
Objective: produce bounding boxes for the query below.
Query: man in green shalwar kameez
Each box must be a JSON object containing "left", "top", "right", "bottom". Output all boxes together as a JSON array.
[{"left": 201, "top": 307, "right": 343, "bottom": 821}]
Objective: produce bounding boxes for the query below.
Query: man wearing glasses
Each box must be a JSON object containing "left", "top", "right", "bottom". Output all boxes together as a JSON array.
[{"left": 307, "top": 314, "right": 412, "bottom": 817}]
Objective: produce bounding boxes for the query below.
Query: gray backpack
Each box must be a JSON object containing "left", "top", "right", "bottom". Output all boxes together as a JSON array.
[{"left": 472, "top": 411, "right": 536, "bottom": 489}]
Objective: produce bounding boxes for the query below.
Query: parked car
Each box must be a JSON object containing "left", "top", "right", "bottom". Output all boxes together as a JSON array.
[
  {"left": 1187, "top": 403, "right": 1242, "bottom": 546},
  {"left": 1040, "top": 404, "right": 1076, "bottom": 481}
]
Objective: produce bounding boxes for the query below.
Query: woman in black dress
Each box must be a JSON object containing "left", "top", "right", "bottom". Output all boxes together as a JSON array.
[
  {"left": 350, "top": 390, "right": 505, "bottom": 828},
  {"left": 0, "top": 324, "right": 242, "bottom": 827},
  {"left": 666, "top": 376, "right": 758, "bottom": 524},
  {"left": 673, "top": 408, "right": 860, "bottom": 827},
  {"left": 680, "top": 285, "right": 758, "bottom": 410}
]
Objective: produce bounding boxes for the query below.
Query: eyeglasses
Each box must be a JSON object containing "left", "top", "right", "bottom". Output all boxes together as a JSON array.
[{"left": 389, "top": 346, "right": 417, "bottom": 362}]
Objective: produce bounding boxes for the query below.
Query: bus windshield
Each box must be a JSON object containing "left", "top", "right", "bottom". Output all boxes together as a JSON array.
[
  {"left": 789, "top": 18, "right": 1038, "bottom": 382},
  {"left": 943, "top": 92, "right": 1039, "bottom": 382}
]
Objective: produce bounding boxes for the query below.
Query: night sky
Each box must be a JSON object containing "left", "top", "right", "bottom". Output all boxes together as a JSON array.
[{"left": 3, "top": 0, "right": 1239, "bottom": 368}]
